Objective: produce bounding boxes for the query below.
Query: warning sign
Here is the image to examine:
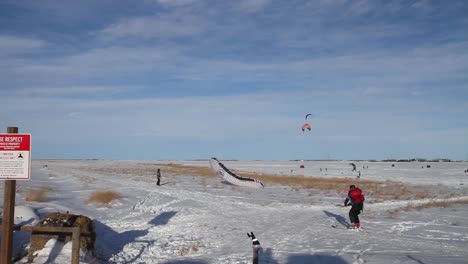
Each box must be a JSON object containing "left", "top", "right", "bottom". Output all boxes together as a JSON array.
[{"left": 0, "top": 134, "right": 31, "bottom": 180}]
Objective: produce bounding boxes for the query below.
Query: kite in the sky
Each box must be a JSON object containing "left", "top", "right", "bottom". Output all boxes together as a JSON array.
[
  {"left": 301, "top": 123, "right": 311, "bottom": 131},
  {"left": 302, "top": 113, "right": 313, "bottom": 132}
]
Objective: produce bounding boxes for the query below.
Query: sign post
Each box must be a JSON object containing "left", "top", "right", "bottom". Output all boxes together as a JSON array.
[{"left": 1, "top": 127, "right": 31, "bottom": 264}]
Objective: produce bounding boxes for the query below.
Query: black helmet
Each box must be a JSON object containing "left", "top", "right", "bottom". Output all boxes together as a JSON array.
[{"left": 349, "top": 185, "right": 356, "bottom": 189}]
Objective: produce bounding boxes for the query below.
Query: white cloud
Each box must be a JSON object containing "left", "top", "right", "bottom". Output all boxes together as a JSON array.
[
  {"left": 13, "top": 86, "right": 141, "bottom": 97},
  {"left": 343, "top": 0, "right": 373, "bottom": 17},
  {"left": 156, "top": 0, "right": 198, "bottom": 7},
  {"left": 362, "top": 87, "right": 387, "bottom": 95},
  {"left": 0, "top": 35, "right": 45, "bottom": 55},
  {"left": 235, "top": 0, "right": 272, "bottom": 13},
  {"left": 410, "top": 0, "right": 432, "bottom": 12},
  {"left": 101, "top": 14, "right": 206, "bottom": 39}
]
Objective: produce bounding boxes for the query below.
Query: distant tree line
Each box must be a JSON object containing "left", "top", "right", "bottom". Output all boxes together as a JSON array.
[
  {"left": 291, "top": 158, "right": 459, "bottom": 162},
  {"left": 381, "top": 158, "right": 453, "bottom": 162}
]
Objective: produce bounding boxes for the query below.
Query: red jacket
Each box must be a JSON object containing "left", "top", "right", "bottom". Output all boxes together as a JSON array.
[{"left": 346, "top": 187, "right": 365, "bottom": 205}]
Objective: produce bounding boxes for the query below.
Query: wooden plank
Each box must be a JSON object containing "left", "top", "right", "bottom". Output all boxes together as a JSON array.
[
  {"left": 18, "top": 226, "right": 76, "bottom": 233},
  {"left": 15, "top": 225, "right": 90, "bottom": 236},
  {"left": 1, "top": 126, "right": 18, "bottom": 264}
]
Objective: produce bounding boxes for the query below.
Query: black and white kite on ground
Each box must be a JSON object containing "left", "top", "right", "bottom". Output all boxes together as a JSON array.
[{"left": 209, "top": 158, "right": 264, "bottom": 188}]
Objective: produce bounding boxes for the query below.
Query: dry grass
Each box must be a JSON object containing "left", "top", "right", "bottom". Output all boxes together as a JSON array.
[
  {"left": 79, "top": 175, "right": 98, "bottom": 184},
  {"left": 178, "top": 242, "right": 204, "bottom": 256},
  {"left": 151, "top": 163, "right": 216, "bottom": 178},
  {"left": 388, "top": 198, "right": 468, "bottom": 217},
  {"left": 82, "top": 163, "right": 216, "bottom": 179},
  {"left": 25, "top": 186, "right": 53, "bottom": 202},
  {"left": 79, "top": 163, "right": 460, "bottom": 202},
  {"left": 241, "top": 171, "right": 416, "bottom": 201},
  {"left": 164, "top": 164, "right": 433, "bottom": 201},
  {"left": 407, "top": 199, "right": 468, "bottom": 210},
  {"left": 86, "top": 190, "right": 122, "bottom": 205},
  {"left": 414, "top": 190, "right": 435, "bottom": 199}
]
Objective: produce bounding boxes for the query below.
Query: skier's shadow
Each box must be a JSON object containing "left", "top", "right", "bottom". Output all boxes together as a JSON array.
[
  {"left": 93, "top": 220, "right": 151, "bottom": 262},
  {"left": 148, "top": 211, "right": 177, "bottom": 226},
  {"left": 262, "top": 248, "right": 279, "bottom": 264},
  {"left": 323, "top": 210, "right": 351, "bottom": 228}
]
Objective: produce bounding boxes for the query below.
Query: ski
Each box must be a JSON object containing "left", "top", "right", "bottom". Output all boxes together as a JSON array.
[{"left": 331, "top": 224, "right": 367, "bottom": 232}]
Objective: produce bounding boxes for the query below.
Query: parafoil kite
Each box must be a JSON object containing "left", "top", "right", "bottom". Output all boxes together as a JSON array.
[
  {"left": 301, "top": 123, "right": 311, "bottom": 131},
  {"left": 302, "top": 113, "right": 313, "bottom": 132},
  {"left": 349, "top": 163, "right": 356, "bottom": 171},
  {"left": 209, "top": 158, "right": 264, "bottom": 188}
]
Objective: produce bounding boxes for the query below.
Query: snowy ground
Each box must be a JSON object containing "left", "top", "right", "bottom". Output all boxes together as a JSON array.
[{"left": 2, "top": 159, "right": 468, "bottom": 263}]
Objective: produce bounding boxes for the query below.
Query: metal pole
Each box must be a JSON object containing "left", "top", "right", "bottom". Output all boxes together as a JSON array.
[{"left": 1, "top": 127, "right": 18, "bottom": 264}]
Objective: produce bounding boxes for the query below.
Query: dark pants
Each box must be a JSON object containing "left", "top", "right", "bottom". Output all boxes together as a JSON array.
[
  {"left": 349, "top": 202, "right": 363, "bottom": 224},
  {"left": 157, "top": 178, "right": 161, "bottom": 186}
]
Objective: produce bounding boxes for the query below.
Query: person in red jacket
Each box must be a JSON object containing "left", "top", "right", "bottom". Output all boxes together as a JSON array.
[{"left": 344, "top": 185, "right": 365, "bottom": 229}]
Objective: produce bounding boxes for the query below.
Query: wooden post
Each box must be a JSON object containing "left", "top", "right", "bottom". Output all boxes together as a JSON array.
[
  {"left": 247, "top": 232, "right": 260, "bottom": 264},
  {"left": 1, "top": 126, "right": 18, "bottom": 264},
  {"left": 72, "top": 227, "right": 80, "bottom": 264},
  {"left": 252, "top": 246, "right": 259, "bottom": 264}
]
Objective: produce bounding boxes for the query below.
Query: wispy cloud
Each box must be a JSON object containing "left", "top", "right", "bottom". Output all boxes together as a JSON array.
[
  {"left": 0, "top": 35, "right": 46, "bottom": 55},
  {"left": 234, "top": 0, "right": 272, "bottom": 13},
  {"left": 156, "top": 0, "right": 198, "bottom": 8},
  {"left": 8, "top": 86, "right": 141, "bottom": 98},
  {"left": 101, "top": 14, "right": 207, "bottom": 40}
]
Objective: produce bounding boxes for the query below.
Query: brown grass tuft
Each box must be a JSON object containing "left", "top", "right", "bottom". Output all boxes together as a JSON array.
[
  {"left": 407, "top": 199, "right": 468, "bottom": 210},
  {"left": 388, "top": 198, "right": 468, "bottom": 218},
  {"left": 178, "top": 242, "right": 204, "bottom": 256},
  {"left": 415, "top": 191, "right": 435, "bottom": 199},
  {"left": 25, "top": 186, "right": 53, "bottom": 202},
  {"left": 86, "top": 190, "right": 122, "bottom": 205}
]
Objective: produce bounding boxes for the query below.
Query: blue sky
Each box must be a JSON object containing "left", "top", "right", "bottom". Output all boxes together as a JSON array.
[{"left": 1, "top": 0, "right": 467, "bottom": 160}]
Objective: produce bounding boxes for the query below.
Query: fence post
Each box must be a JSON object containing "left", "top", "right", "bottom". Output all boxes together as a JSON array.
[
  {"left": 72, "top": 227, "right": 81, "bottom": 264},
  {"left": 252, "top": 246, "right": 259, "bottom": 264},
  {"left": 247, "top": 232, "right": 260, "bottom": 264},
  {"left": 1, "top": 126, "right": 18, "bottom": 264}
]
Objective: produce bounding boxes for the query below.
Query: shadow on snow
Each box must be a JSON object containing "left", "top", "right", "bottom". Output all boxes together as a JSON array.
[
  {"left": 323, "top": 210, "right": 351, "bottom": 228},
  {"left": 148, "top": 211, "right": 177, "bottom": 226},
  {"left": 93, "top": 211, "right": 178, "bottom": 261},
  {"left": 162, "top": 261, "right": 208, "bottom": 264},
  {"left": 93, "top": 221, "right": 149, "bottom": 261},
  {"left": 287, "top": 254, "right": 348, "bottom": 264}
]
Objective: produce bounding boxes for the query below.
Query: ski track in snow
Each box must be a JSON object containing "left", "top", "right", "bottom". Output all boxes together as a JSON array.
[{"left": 3, "top": 160, "right": 468, "bottom": 263}]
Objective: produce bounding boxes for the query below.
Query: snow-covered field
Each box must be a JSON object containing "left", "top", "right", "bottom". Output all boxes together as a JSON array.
[{"left": 2, "top": 159, "right": 468, "bottom": 264}]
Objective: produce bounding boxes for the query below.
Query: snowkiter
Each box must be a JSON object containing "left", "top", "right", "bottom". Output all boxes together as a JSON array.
[{"left": 344, "top": 185, "right": 365, "bottom": 229}]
